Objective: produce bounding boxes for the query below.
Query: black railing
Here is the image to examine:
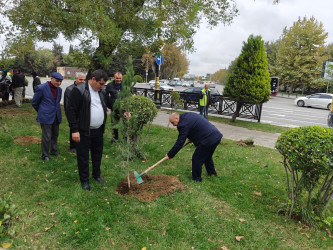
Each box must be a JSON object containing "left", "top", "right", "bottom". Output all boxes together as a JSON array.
[{"left": 133, "top": 88, "right": 263, "bottom": 122}]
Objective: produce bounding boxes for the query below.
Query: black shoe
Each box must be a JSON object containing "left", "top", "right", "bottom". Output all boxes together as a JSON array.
[
  {"left": 94, "top": 177, "right": 105, "bottom": 184},
  {"left": 42, "top": 156, "right": 50, "bottom": 161},
  {"left": 50, "top": 152, "right": 59, "bottom": 157},
  {"left": 70, "top": 148, "right": 76, "bottom": 154},
  {"left": 192, "top": 177, "right": 202, "bottom": 182},
  {"left": 81, "top": 181, "right": 91, "bottom": 191}
]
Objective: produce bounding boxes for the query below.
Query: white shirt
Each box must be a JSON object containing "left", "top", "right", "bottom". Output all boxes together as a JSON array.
[{"left": 88, "top": 84, "right": 104, "bottom": 128}]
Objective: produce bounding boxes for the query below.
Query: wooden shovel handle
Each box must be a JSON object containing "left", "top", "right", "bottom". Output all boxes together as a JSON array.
[{"left": 142, "top": 157, "right": 167, "bottom": 175}]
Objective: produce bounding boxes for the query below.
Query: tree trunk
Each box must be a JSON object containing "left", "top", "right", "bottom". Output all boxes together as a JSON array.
[{"left": 231, "top": 102, "right": 243, "bottom": 122}]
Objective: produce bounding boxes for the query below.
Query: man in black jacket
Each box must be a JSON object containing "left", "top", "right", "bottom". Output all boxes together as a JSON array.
[
  {"left": 64, "top": 72, "right": 86, "bottom": 153},
  {"left": 166, "top": 112, "right": 223, "bottom": 182},
  {"left": 67, "top": 69, "right": 110, "bottom": 191},
  {"left": 105, "top": 72, "right": 125, "bottom": 141},
  {"left": 11, "top": 69, "right": 25, "bottom": 107}
]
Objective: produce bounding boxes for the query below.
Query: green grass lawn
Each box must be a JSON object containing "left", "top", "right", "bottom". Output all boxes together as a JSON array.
[{"left": 0, "top": 104, "right": 332, "bottom": 249}]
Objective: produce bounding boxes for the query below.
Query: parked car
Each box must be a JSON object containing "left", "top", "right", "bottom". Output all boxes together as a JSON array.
[
  {"left": 182, "top": 81, "right": 191, "bottom": 87},
  {"left": 180, "top": 87, "right": 220, "bottom": 104},
  {"left": 168, "top": 80, "right": 177, "bottom": 86},
  {"left": 150, "top": 81, "right": 174, "bottom": 91},
  {"left": 295, "top": 93, "right": 333, "bottom": 110}
]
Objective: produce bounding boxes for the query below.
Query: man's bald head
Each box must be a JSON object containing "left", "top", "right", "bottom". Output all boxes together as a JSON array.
[{"left": 169, "top": 112, "right": 180, "bottom": 126}]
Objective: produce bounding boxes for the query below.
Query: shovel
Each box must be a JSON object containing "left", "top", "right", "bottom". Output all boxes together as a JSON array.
[{"left": 134, "top": 141, "right": 192, "bottom": 184}]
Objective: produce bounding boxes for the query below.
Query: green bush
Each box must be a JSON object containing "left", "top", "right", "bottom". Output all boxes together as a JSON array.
[
  {"left": 0, "top": 193, "right": 20, "bottom": 245},
  {"left": 134, "top": 75, "right": 143, "bottom": 83},
  {"left": 276, "top": 126, "right": 333, "bottom": 226}
]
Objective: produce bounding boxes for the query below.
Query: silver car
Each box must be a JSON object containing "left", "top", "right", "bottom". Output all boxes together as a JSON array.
[{"left": 295, "top": 93, "right": 333, "bottom": 110}]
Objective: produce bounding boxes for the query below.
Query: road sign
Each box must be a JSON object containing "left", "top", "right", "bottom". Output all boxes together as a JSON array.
[{"left": 156, "top": 55, "right": 163, "bottom": 66}]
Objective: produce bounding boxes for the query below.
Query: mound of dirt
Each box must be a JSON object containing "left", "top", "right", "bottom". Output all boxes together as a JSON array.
[
  {"left": 116, "top": 174, "right": 184, "bottom": 202},
  {"left": 235, "top": 140, "right": 254, "bottom": 146},
  {"left": 14, "top": 136, "right": 41, "bottom": 145}
]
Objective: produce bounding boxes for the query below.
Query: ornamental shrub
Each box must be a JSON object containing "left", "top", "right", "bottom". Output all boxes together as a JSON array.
[
  {"left": 134, "top": 75, "right": 143, "bottom": 83},
  {"left": 275, "top": 126, "right": 333, "bottom": 226}
]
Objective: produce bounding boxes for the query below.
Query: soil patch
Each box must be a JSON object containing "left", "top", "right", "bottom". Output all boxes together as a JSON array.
[
  {"left": 14, "top": 136, "right": 41, "bottom": 145},
  {"left": 235, "top": 140, "right": 254, "bottom": 146},
  {"left": 116, "top": 174, "right": 184, "bottom": 202}
]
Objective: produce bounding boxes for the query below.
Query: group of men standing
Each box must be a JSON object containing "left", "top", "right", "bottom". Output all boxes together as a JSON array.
[{"left": 31, "top": 70, "right": 222, "bottom": 190}]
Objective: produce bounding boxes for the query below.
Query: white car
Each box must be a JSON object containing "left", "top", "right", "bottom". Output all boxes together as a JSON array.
[
  {"left": 150, "top": 81, "right": 174, "bottom": 91},
  {"left": 182, "top": 82, "right": 191, "bottom": 87},
  {"left": 295, "top": 93, "right": 333, "bottom": 110}
]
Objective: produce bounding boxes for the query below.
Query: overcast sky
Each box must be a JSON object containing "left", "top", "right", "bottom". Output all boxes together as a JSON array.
[{"left": 188, "top": 0, "right": 333, "bottom": 76}]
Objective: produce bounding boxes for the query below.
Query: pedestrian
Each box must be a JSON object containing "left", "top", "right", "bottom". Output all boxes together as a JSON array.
[
  {"left": 32, "top": 72, "right": 41, "bottom": 93},
  {"left": 0, "top": 70, "right": 11, "bottom": 101},
  {"left": 20, "top": 71, "right": 28, "bottom": 98},
  {"left": 105, "top": 72, "right": 131, "bottom": 142},
  {"left": 165, "top": 112, "right": 223, "bottom": 182},
  {"left": 32, "top": 72, "right": 63, "bottom": 161},
  {"left": 199, "top": 83, "right": 211, "bottom": 119},
  {"left": 66, "top": 69, "right": 110, "bottom": 191},
  {"left": 11, "top": 69, "right": 25, "bottom": 107},
  {"left": 64, "top": 72, "right": 86, "bottom": 154}
]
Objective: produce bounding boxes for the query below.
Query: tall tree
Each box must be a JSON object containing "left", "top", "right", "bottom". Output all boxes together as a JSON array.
[
  {"left": 52, "top": 42, "right": 64, "bottom": 70},
  {"left": 1, "top": 0, "right": 238, "bottom": 70},
  {"left": 223, "top": 35, "right": 270, "bottom": 122},
  {"left": 211, "top": 68, "right": 228, "bottom": 84},
  {"left": 264, "top": 40, "right": 280, "bottom": 77},
  {"left": 160, "top": 43, "right": 189, "bottom": 79},
  {"left": 275, "top": 17, "right": 327, "bottom": 93}
]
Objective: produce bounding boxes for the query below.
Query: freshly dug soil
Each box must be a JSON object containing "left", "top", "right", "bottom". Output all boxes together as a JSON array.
[
  {"left": 116, "top": 174, "right": 184, "bottom": 202},
  {"left": 235, "top": 140, "right": 254, "bottom": 146},
  {"left": 13, "top": 136, "right": 41, "bottom": 145}
]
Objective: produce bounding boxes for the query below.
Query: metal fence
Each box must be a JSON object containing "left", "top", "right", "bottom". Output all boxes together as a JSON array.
[{"left": 133, "top": 88, "right": 263, "bottom": 122}]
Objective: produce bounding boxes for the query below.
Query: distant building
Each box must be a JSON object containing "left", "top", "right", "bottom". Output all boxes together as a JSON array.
[{"left": 57, "top": 67, "right": 88, "bottom": 79}]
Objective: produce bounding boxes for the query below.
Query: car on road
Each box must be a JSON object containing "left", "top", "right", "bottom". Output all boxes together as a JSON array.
[
  {"left": 180, "top": 87, "right": 220, "bottom": 105},
  {"left": 150, "top": 81, "right": 174, "bottom": 91},
  {"left": 295, "top": 93, "right": 333, "bottom": 110},
  {"left": 182, "top": 81, "right": 191, "bottom": 87}
]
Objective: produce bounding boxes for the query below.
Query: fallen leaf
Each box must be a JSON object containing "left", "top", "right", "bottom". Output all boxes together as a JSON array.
[
  {"left": 239, "top": 218, "right": 246, "bottom": 223},
  {"left": 162, "top": 231, "right": 166, "bottom": 236},
  {"left": 105, "top": 227, "right": 110, "bottom": 231},
  {"left": 44, "top": 227, "right": 51, "bottom": 232},
  {"left": 321, "top": 236, "right": 326, "bottom": 241},
  {"left": 253, "top": 191, "right": 262, "bottom": 197},
  {"left": 326, "top": 228, "right": 332, "bottom": 238},
  {"left": 141, "top": 247, "right": 147, "bottom": 250},
  {"left": 25, "top": 149, "right": 30, "bottom": 152},
  {"left": 61, "top": 203, "right": 65, "bottom": 206},
  {"left": 105, "top": 155, "right": 109, "bottom": 158},
  {"left": 28, "top": 211, "right": 34, "bottom": 217},
  {"left": 235, "top": 236, "right": 244, "bottom": 242},
  {"left": 108, "top": 238, "right": 115, "bottom": 245},
  {"left": 142, "top": 160, "right": 146, "bottom": 163},
  {"left": 24, "top": 156, "right": 27, "bottom": 160},
  {"left": 38, "top": 201, "right": 43, "bottom": 205},
  {"left": 221, "top": 246, "right": 229, "bottom": 250},
  {"left": 2, "top": 242, "right": 12, "bottom": 249},
  {"left": 45, "top": 179, "right": 49, "bottom": 183},
  {"left": 34, "top": 232, "right": 41, "bottom": 237},
  {"left": 74, "top": 220, "right": 78, "bottom": 223},
  {"left": 49, "top": 213, "right": 55, "bottom": 216}
]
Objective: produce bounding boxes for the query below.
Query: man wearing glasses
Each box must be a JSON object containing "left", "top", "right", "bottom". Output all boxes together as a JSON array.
[
  {"left": 64, "top": 72, "right": 87, "bottom": 154},
  {"left": 66, "top": 69, "right": 111, "bottom": 191},
  {"left": 32, "top": 72, "right": 64, "bottom": 161}
]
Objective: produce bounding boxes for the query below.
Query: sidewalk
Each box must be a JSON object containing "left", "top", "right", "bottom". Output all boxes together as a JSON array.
[{"left": 152, "top": 110, "right": 280, "bottom": 149}]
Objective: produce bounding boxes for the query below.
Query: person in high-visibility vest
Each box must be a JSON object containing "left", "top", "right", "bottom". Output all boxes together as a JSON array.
[{"left": 199, "top": 83, "right": 211, "bottom": 119}]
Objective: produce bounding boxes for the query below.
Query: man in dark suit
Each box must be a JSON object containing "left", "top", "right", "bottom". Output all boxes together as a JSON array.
[
  {"left": 32, "top": 72, "right": 63, "bottom": 161},
  {"left": 165, "top": 112, "right": 223, "bottom": 182},
  {"left": 66, "top": 69, "right": 110, "bottom": 191}
]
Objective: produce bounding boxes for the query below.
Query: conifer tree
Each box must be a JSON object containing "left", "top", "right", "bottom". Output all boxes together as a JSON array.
[{"left": 223, "top": 35, "right": 271, "bottom": 122}]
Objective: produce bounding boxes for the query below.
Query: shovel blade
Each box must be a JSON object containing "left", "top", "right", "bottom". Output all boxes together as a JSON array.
[{"left": 134, "top": 171, "right": 143, "bottom": 184}]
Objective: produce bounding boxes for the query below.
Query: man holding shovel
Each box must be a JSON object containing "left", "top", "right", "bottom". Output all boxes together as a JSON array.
[{"left": 165, "top": 112, "right": 222, "bottom": 182}]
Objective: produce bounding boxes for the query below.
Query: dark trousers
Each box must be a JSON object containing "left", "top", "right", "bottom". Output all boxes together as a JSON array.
[
  {"left": 200, "top": 106, "right": 209, "bottom": 119},
  {"left": 41, "top": 119, "right": 59, "bottom": 158},
  {"left": 76, "top": 128, "right": 104, "bottom": 183},
  {"left": 191, "top": 139, "right": 221, "bottom": 181}
]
